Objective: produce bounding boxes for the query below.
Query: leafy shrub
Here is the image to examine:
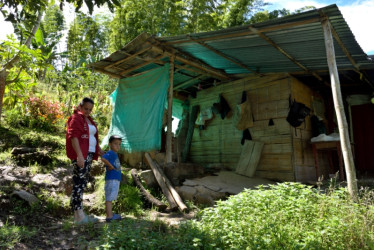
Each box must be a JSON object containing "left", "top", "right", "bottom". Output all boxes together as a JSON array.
[
  {"left": 4, "top": 108, "right": 26, "bottom": 128},
  {"left": 114, "top": 185, "right": 143, "bottom": 216},
  {"left": 23, "top": 96, "right": 65, "bottom": 132},
  {"left": 180, "top": 182, "right": 374, "bottom": 249}
]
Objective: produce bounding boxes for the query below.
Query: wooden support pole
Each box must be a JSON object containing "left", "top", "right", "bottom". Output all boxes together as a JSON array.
[
  {"left": 130, "top": 169, "right": 167, "bottom": 211},
  {"left": 145, "top": 153, "right": 187, "bottom": 212},
  {"left": 166, "top": 55, "right": 175, "bottom": 163},
  {"left": 145, "top": 153, "right": 178, "bottom": 210},
  {"left": 321, "top": 19, "right": 358, "bottom": 200}
]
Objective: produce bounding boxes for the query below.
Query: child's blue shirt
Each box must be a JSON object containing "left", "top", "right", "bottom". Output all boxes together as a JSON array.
[{"left": 102, "top": 150, "right": 122, "bottom": 181}]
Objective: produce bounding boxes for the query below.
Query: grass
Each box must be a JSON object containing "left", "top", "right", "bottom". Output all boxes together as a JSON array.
[
  {"left": 0, "top": 123, "right": 69, "bottom": 172},
  {"left": 0, "top": 221, "right": 37, "bottom": 248}
]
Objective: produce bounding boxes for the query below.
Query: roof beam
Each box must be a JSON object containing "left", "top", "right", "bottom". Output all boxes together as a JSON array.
[
  {"left": 123, "top": 53, "right": 214, "bottom": 84},
  {"left": 104, "top": 46, "right": 153, "bottom": 70},
  {"left": 119, "top": 54, "right": 166, "bottom": 76},
  {"left": 165, "top": 18, "right": 319, "bottom": 45},
  {"left": 89, "top": 67, "right": 122, "bottom": 79},
  {"left": 249, "top": 26, "right": 328, "bottom": 85},
  {"left": 186, "top": 35, "right": 264, "bottom": 76},
  {"left": 147, "top": 40, "right": 232, "bottom": 81},
  {"left": 174, "top": 74, "right": 205, "bottom": 90}
]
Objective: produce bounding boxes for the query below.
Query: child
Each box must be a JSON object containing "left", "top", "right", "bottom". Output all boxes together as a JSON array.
[{"left": 101, "top": 135, "right": 123, "bottom": 222}]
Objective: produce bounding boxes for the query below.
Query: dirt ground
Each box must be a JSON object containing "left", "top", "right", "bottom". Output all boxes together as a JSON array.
[
  {"left": 0, "top": 162, "right": 280, "bottom": 249},
  {"left": 0, "top": 164, "right": 197, "bottom": 249}
]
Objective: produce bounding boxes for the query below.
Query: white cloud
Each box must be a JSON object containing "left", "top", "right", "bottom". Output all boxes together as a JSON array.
[
  {"left": 265, "top": 0, "right": 374, "bottom": 54},
  {"left": 339, "top": 1, "right": 374, "bottom": 54}
]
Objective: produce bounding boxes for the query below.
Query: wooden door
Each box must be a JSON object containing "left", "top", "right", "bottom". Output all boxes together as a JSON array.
[{"left": 351, "top": 103, "right": 374, "bottom": 175}]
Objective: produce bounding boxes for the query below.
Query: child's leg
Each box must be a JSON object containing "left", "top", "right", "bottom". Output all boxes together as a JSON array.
[
  {"left": 105, "top": 179, "right": 121, "bottom": 219},
  {"left": 106, "top": 201, "right": 113, "bottom": 219}
]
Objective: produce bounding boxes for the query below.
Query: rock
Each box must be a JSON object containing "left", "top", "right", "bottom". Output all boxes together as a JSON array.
[
  {"left": 11, "top": 147, "right": 52, "bottom": 166},
  {"left": 11, "top": 190, "right": 39, "bottom": 206},
  {"left": 11, "top": 147, "right": 37, "bottom": 154},
  {"left": 32, "top": 174, "right": 61, "bottom": 188},
  {"left": 154, "top": 152, "right": 166, "bottom": 166},
  {"left": 195, "top": 185, "right": 226, "bottom": 200},
  {"left": 163, "top": 162, "right": 205, "bottom": 186},
  {"left": 175, "top": 186, "right": 197, "bottom": 201},
  {"left": 194, "top": 193, "right": 215, "bottom": 206},
  {"left": 139, "top": 170, "right": 157, "bottom": 187}
]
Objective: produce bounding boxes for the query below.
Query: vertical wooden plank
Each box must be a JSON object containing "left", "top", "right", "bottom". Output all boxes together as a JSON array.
[
  {"left": 321, "top": 18, "right": 358, "bottom": 199},
  {"left": 245, "top": 141, "right": 264, "bottom": 177},
  {"left": 166, "top": 55, "right": 175, "bottom": 163},
  {"left": 235, "top": 140, "right": 255, "bottom": 175}
]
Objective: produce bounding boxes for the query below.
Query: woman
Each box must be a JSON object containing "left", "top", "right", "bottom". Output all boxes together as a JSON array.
[{"left": 66, "top": 97, "right": 104, "bottom": 224}]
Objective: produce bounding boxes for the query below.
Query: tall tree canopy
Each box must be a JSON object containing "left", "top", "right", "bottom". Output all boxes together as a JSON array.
[{"left": 108, "top": 0, "right": 268, "bottom": 52}]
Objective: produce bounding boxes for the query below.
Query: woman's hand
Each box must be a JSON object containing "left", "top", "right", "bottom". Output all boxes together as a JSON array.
[
  {"left": 98, "top": 147, "right": 105, "bottom": 156},
  {"left": 77, "top": 155, "right": 85, "bottom": 168}
]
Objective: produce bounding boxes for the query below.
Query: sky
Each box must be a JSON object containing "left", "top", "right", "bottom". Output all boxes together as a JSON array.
[
  {"left": 0, "top": 0, "right": 373, "bottom": 54},
  {"left": 264, "top": 0, "right": 374, "bottom": 54}
]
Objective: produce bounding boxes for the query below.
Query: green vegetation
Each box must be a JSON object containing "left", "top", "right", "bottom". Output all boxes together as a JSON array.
[
  {"left": 92, "top": 182, "right": 374, "bottom": 249},
  {"left": 181, "top": 182, "right": 374, "bottom": 249},
  {"left": 0, "top": 222, "right": 37, "bottom": 248},
  {"left": 1, "top": 119, "right": 374, "bottom": 248}
]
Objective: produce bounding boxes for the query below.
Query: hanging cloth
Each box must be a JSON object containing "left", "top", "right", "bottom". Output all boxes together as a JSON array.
[
  {"left": 102, "top": 64, "right": 170, "bottom": 152},
  {"left": 212, "top": 94, "right": 231, "bottom": 119},
  {"left": 234, "top": 91, "right": 254, "bottom": 130}
]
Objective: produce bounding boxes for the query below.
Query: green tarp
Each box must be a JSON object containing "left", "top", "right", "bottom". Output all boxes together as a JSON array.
[{"left": 102, "top": 64, "right": 170, "bottom": 152}]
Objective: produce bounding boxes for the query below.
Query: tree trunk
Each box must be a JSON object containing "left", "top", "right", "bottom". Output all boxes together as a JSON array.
[
  {"left": 321, "top": 18, "right": 358, "bottom": 200},
  {"left": 0, "top": 11, "right": 43, "bottom": 123},
  {"left": 130, "top": 168, "right": 167, "bottom": 211}
]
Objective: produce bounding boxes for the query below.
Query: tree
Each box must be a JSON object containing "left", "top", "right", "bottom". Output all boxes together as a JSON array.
[
  {"left": 32, "top": 4, "right": 65, "bottom": 80},
  {"left": 0, "top": 0, "right": 120, "bottom": 123},
  {"left": 66, "top": 12, "right": 109, "bottom": 67},
  {"left": 108, "top": 0, "right": 268, "bottom": 52},
  {"left": 0, "top": 10, "right": 43, "bottom": 123}
]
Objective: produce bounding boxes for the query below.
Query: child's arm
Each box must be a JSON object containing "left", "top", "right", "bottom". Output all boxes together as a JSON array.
[{"left": 101, "top": 157, "right": 116, "bottom": 171}]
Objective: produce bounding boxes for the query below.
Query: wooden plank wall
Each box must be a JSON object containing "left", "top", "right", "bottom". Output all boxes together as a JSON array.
[
  {"left": 291, "top": 78, "right": 329, "bottom": 182},
  {"left": 188, "top": 74, "right": 296, "bottom": 181}
]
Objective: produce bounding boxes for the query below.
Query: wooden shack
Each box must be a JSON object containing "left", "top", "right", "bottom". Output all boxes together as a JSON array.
[
  {"left": 187, "top": 74, "right": 328, "bottom": 182},
  {"left": 88, "top": 5, "right": 374, "bottom": 184}
]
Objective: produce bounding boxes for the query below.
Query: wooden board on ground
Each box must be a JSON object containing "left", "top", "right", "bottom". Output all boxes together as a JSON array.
[{"left": 235, "top": 140, "right": 264, "bottom": 177}]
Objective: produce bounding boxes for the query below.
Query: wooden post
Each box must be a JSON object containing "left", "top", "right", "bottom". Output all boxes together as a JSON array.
[
  {"left": 145, "top": 153, "right": 187, "bottom": 212},
  {"left": 166, "top": 55, "right": 175, "bottom": 163},
  {"left": 321, "top": 18, "right": 358, "bottom": 200},
  {"left": 145, "top": 153, "right": 178, "bottom": 210}
]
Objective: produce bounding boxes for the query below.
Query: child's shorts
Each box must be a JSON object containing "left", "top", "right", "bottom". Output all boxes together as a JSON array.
[{"left": 105, "top": 179, "right": 120, "bottom": 202}]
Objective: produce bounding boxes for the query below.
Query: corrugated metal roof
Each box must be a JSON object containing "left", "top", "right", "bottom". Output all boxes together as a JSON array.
[{"left": 88, "top": 4, "right": 374, "bottom": 95}]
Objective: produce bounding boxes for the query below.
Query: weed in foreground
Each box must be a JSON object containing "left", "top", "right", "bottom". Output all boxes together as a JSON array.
[
  {"left": 180, "top": 182, "right": 374, "bottom": 249},
  {"left": 0, "top": 220, "right": 37, "bottom": 248}
]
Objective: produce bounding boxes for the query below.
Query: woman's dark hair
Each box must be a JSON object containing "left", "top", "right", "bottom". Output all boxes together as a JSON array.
[{"left": 80, "top": 97, "right": 94, "bottom": 106}]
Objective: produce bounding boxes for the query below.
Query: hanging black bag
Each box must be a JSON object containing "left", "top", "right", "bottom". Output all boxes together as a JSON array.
[{"left": 286, "top": 98, "right": 311, "bottom": 127}]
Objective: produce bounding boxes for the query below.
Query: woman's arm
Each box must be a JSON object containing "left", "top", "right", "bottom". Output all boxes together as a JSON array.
[{"left": 71, "top": 137, "right": 84, "bottom": 168}]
